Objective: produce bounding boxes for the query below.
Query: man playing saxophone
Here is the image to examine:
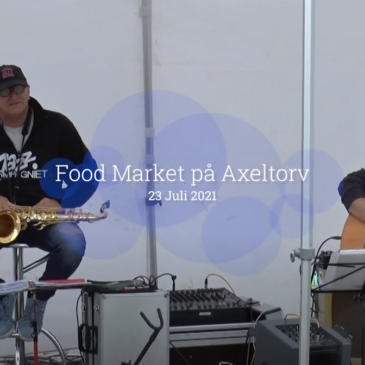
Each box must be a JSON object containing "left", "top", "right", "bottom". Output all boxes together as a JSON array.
[{"left": 0, "top": 65, "right": 97, "bottom": 341}]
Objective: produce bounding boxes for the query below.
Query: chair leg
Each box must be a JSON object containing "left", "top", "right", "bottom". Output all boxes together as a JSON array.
[
  {"left": 8, "top": 247, "right": 67, "bottom": 365},
  {"left": 41, "top": 328, "right": 67, "bottom": 364},
  {"left": 11, "top": 248, "right": 67, "bottom": 365},
  {"left": 13, "top": 247, "right": 25, "bottom": 365}
]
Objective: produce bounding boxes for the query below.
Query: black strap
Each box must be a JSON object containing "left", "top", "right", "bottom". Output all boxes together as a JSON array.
[{"left": 3, "top": 108, "right": 32, "bottom": 204}]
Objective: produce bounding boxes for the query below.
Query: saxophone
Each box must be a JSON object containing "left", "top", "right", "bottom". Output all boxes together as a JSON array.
[{"left": 0, "top": 200, "right": 110, "bottom": 244}]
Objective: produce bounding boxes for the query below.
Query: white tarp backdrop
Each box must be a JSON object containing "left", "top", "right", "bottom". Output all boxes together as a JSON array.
[{"left": 0, "top": 0, "right": 363, "bottom": 356}]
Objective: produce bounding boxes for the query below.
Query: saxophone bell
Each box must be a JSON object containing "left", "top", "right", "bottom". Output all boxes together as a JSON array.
[{"left": 0, "top": 209, "right": 23, "bottom": 244}]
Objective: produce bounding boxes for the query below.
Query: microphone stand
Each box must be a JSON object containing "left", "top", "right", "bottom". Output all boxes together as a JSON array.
[{"left": 290, "top": 1, "right": 316, "bottom": 365}]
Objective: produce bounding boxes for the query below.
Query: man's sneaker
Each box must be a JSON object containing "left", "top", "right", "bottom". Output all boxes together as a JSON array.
[
  {"left": 0, "top": 294, "right": 15, "bottom": 339},
  {"left": 18, "top": 297, "right": 47, "bottom": 341}
]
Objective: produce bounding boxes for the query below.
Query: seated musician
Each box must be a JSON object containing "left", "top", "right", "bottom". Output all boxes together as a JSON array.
[
  {"left": 339, "top": 169, "right": 365, "bottom": 221},
  {"left": 0, "top": 65, "right": 96, "bottom": 341}
]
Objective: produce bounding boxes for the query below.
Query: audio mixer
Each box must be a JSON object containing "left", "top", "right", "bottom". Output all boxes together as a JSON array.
[
  {"left": 254, "top": 318, "right": 351, "bottom": 365},
  {"left": 169, "top": 287, "right": 252, "bottom": 326}
]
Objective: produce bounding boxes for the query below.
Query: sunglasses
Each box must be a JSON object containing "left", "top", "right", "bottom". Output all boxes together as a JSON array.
[{"left": 0, "top": 85, "right": 26, "bottom": 97}]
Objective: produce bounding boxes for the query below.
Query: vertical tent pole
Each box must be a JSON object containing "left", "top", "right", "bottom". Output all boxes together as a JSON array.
[
  {"left": 140, "top": 0, "right": 158, "bottom": 280},
  {"left": 291, "top": 0, "right": 315, "bottom": 364}
]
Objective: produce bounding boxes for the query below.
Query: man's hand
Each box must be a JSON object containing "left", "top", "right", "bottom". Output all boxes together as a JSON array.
[
  {"left": 34, "top": 198, "right": 61, "bottom": 208},
  {"left": 0, "top": 196, "right": 11, "bottom": 210}
]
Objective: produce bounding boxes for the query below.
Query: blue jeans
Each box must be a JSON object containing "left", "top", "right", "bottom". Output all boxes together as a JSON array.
[{"left": 6, "top": 223, "right": 86, "bottom": 301}]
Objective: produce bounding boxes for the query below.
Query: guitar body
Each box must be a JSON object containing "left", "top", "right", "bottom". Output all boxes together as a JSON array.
[{"left": 341, "top": 215, "right": 365, "bottom": 250}]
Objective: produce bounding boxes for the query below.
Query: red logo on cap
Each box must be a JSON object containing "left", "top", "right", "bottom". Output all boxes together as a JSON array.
[{"left": 1, "top": 68, "right": 14, "bottom": 79}]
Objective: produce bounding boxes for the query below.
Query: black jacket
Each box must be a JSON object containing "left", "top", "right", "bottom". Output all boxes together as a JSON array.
[
  {"left": 339, "top": 169, "right": 365, "bottom": 210},
  {"left": 0, "top": 97, "right": 96, "bottom": 207}
]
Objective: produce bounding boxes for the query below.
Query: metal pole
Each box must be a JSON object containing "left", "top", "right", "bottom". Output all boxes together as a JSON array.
[
  {"left": 300, "top": 2, "right": 315, "bottom": 364},
  {"left": 13, "top": 248, "right": 25, "bottom": 365},
  {"left": 290, "top": 1, "right": 315, "bottom": 365},
  {"left": 140, "top": 0, "right": 158, "bottom": 280}
]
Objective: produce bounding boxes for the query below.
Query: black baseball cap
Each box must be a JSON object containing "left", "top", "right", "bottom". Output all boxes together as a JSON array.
[{"left": 0, "top": 65, "right": 29, "bottom": 93}]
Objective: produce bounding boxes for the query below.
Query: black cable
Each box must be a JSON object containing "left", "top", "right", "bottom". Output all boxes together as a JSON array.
[
  {"left": 2, "top": 108, "right": 31, "bottom": 204},
  {"left": 5, "top": 133, "right": 25, "bottom": 204},
  {"left": 169, "top": 341, "right": 191, "bottom": 365},
  {"left": 133, "top": 276, "right": 150, "bottom": 285},
  {"left": 12, "top": 134, "right": 26, "bottom": 204},
  {"left": 299, "top": 235, "right": 341, "bottom": 317},
  {"left": 313, "top": 264, "right": 365, "bottom": 292},
  {"left": 310, "top": 294, "right": 319, "bottom": 316},
  {"left": 310, "top": 235, "right": 342, "bottom": 284},
  {"left": 149, "top": 273, "right": 177, "bottom": 289},
  {"left": 75, "top": 291, "right": 86, "bottom": 365},
  {"left": 245, "top": 335, "right": 253, "bottom": 365}
]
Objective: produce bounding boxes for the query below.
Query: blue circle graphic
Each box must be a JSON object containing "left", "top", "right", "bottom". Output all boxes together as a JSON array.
[
  {"left": 40, "top": 155, "right": 99, "bottom": 208},
  {"left": 133, "top": 112, "right": 227, "bottom": 227},
  {"left": 86, "top": 90, "right": 215, "bottom": 258},
  {"left": 152, "top": 112, "right": 285, "bottom": 267},
  {"left": 90, "top": 90, "right": 213, "bottom": 227},
  {"left": 82, "top": 210, "right": 143, "bottom": 260},
  {"left": 271, "top": 194, "right": 313, "bottom": 239},
  {"left": 88, "top": 145, "right": 143, "bottom": 225},
  {"left": 281, "top": 149, "right": 343, "bottom": 214},
  {"left": 214, "top": 228, "right": 281, "bottom": 276},
  {"left": 61, "top": 151, "right": 100, "bottom": 208},
  {"left": 338, "top": 179, "right": 344, "bottom": 195},
  {"left": 202, "top": 196, "right": 280, "bottom": 264},
  {"left": 40, "top": 158, "right": 75, "bottom": 200}
]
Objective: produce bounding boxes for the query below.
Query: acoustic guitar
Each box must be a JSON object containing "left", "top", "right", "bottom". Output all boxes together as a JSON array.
[{"left": 341, "top": 214, "right": 365, "bottom": 250}]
